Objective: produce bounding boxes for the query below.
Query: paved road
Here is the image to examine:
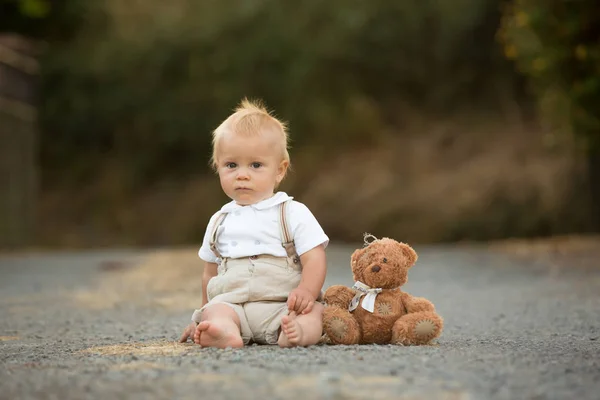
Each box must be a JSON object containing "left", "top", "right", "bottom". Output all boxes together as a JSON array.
[{"left": 0, "top": 243, "right": 599, "bottom": 400}]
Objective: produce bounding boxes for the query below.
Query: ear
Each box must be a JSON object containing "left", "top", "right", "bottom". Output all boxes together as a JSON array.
[
  {"left": 351, "top": 247, "right": 366, "bottom": 268},
  {"left": 398, "top": 243, "right": 418, "bottom": 266},
  {"left": 276, "top": 160, "right": 289, "bottom": 183}
]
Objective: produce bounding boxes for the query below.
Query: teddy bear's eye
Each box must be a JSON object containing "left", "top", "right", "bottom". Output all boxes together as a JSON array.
[{"left": 382, "top": 258, "right": 387, "bottom": 263}]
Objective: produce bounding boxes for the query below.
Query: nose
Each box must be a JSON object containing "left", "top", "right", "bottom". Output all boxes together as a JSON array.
[
  {"left": 371, "top": 265, "right": 381, "bottom": 273},
  {"left": 236, "top": 169, "right": 249, "bottom": 180}
]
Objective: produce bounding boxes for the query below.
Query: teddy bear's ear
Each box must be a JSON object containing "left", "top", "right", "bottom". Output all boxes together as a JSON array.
[
  {"left": 351, "top": 248, "right": 366, "bottom": 267},
  {"left": 398, "top": 243, "right": 418, "bottom": 266}
]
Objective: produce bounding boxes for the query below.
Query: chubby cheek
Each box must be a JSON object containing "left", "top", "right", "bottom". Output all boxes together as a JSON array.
[
  {"left": 219, "top": 172, "right": 234, "bottom": 191},
  {"left": 219, "top": 167, "right": 236, "bottom": 179}
]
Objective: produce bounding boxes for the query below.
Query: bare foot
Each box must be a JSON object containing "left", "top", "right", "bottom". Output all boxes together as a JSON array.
[
  {"left": 194, "top": 320, "right": 243, "bottom": 349},
  {"left": 278, "top": 312, "right": 304, "bottom": 348}
]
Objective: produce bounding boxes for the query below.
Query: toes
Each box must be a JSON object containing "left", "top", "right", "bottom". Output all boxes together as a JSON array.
[
  {"left": 197, "top": 321, "right": 209, "bottom": 331},
  {"left": 286, "top": 323, "right": 297, "bottom": 335}
]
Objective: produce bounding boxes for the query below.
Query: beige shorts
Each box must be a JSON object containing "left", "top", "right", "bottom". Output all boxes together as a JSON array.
[
  {"left": 202, "top": 301, "right": 290, "bottom": 344},
  {"left": 191, "top": 255, "right": 302, "bottom": 345}
]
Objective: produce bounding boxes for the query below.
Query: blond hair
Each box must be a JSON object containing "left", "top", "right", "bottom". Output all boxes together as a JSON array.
[{"left": 210, "top": 98, "right": 290, "bottom": 171}]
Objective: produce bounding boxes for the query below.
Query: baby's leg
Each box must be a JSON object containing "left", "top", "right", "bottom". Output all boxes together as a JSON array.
[
  {"left": 278, "top": 302, "right": 324, "bottom": 348},
  {"left": 195, "top": 303, "right": 244, "bottom": 348}
]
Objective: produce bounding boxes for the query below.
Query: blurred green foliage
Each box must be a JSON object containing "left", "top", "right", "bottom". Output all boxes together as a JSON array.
[
  {"left": 17, "top": 0, "right": 50, "bottom": 18},
  {"left": 498, "top": 0, "right": 600, "bottom": 151},
  {"left": 31, "top": 0, "right": 518, "bottom": 186},
  {"left": 0, "top": 0, "right": 82, "bottom": 39},
  {"left": 8, "top": 0, "right": 599, "bottom": 244}
]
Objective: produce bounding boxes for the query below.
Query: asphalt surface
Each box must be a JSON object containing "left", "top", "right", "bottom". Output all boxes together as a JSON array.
[{"left": 0, "top": 242, "right": 599, "bottom": 400}]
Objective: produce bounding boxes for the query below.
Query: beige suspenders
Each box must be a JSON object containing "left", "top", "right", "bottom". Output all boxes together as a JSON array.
[
  {"left": 208, "top": 213, "right": 227, "bottom": 260},
  {"left": 279, "top": 201, "right": 301, "bottom": 265},
  {"left": 208, "top": 200, "right": 300, "bottom": 264}
]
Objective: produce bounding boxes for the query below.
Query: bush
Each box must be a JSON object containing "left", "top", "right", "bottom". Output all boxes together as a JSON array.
[
  {"left": 38, "top": 0, "right": 517, "bottom": 185},
  {"left": 498, "top": 0, "right": 600, "bottom": 151}
]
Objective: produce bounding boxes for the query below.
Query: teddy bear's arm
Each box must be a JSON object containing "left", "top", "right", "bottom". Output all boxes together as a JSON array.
[
  {"left": 401, "top": 292, "right": 436, "bottom": 313},
  {"left": 323, "top": 285, "right": 356, "bottom": 308}
]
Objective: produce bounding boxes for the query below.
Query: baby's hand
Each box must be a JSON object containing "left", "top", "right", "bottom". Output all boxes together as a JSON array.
[
  {"left": 179, "top": 322, "right": 196, "bottom": 343},
  {"left": 287, "top": 287, "right": 315, "bottom": 315}
]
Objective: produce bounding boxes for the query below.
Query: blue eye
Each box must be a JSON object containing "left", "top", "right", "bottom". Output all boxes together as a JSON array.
[
  {"left": 251, "top": 162, "right": 262, "bottom": 168},
  {"left": 226, "top": 162, "right": 237, "bottom": 169}
]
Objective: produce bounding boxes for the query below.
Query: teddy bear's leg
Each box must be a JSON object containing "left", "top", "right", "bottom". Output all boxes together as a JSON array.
[
  {"left": 323, "top": 306, "right": 361, "bottom": 345},
  {"left": 391, "top": 311, "right": 443, "bottom": 346}
]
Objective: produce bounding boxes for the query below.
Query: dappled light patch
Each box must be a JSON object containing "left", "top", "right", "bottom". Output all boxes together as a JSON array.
[
  {"left": 0, "top": 336, "right": 20, "bottom": 341},
  {"left": 72, "top": 248, "right": 203, "bottom": 309},
  {"left": 81, "top": 340, "right": 190, "bottom": 356}
]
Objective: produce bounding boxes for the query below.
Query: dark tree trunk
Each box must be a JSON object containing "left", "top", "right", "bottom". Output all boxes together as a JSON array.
[{"left": 0, "top": 34, "right": 38, "bottom": 249}]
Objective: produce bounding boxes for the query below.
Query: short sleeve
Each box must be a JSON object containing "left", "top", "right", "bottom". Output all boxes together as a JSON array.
[
  {"left": 287, "top": 201, "right": 329, "bottom": 256},
  {"left": 198, "top": 212, "right": 221, "bottom": 263}
]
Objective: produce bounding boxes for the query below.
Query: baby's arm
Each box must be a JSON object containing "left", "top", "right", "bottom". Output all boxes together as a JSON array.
[
  {"left": 201, "top": 261, "right": 218, "bottom": 307},
  {"left": 288, "top": 244, "right": 327, "bottom": 314}
]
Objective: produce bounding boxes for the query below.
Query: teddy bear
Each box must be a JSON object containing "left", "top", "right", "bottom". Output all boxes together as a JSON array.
[{"left": 323, "top": 234, "right": 443, "bottom": 345}]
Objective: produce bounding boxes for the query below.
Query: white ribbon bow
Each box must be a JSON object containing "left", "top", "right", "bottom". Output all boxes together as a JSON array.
[{"left": 348, "top": 281, "right": 382, "bottom": 313}]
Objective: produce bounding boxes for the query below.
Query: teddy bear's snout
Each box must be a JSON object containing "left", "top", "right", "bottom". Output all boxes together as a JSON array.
[{"left": 371, "top": 265, "right": 381, "bottom": 273}]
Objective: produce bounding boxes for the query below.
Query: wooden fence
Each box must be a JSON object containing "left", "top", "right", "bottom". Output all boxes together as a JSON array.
[{"left": 0, "top": 34, "right": 38, "bottom": 249}]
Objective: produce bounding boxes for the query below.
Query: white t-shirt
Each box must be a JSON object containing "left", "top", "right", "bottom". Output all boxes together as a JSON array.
[{"left": 198, "top": 192, "right": 329, "bottom": 263}]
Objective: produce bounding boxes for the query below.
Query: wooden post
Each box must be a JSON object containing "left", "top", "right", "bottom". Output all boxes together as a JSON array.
[{"left": 0, "top": 34, "right": 39, "bottom": 249}]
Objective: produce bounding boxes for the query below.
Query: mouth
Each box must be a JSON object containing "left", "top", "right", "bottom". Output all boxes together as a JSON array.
[{"left": 235, "top": 187, "right": 252, "bottom": 191}]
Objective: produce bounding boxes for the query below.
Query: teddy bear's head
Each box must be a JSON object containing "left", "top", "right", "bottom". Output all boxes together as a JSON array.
[{"left": 350, "top": 236, "right": 418, "bottom": 289}]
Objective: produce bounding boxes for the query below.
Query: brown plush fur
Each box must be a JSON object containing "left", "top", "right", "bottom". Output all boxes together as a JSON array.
[{"left": 323, "top": 237, "right": 443, "bottom": 345}]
